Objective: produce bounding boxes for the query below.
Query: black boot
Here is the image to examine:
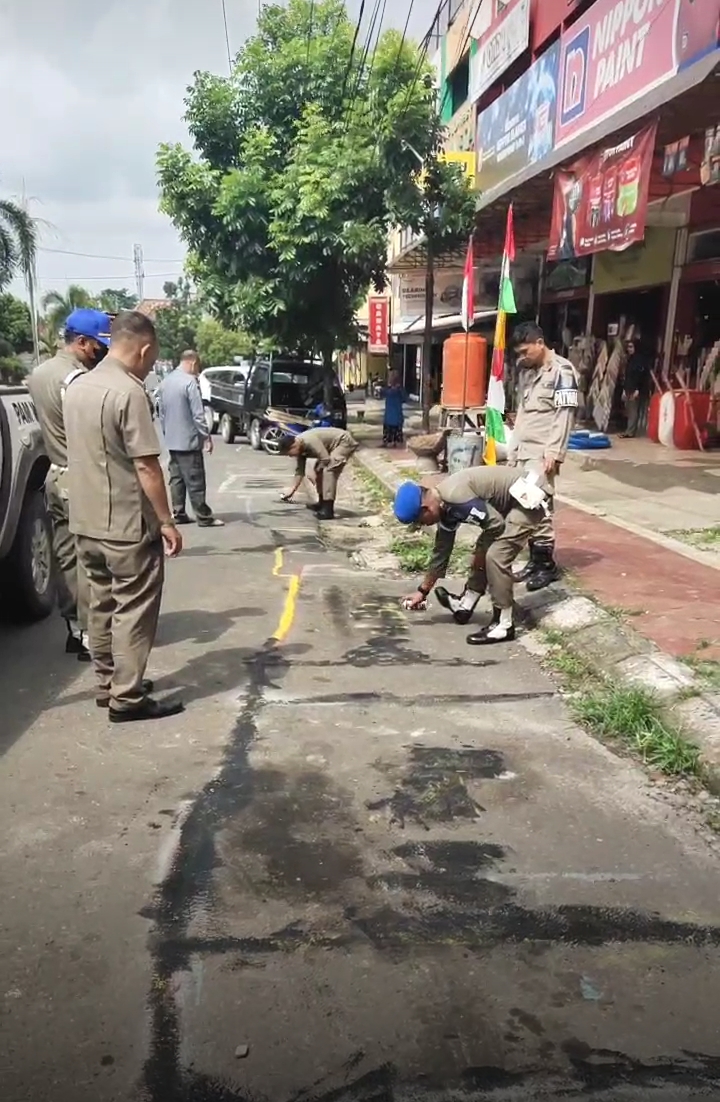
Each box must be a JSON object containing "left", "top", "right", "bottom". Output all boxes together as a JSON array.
[
  {"left": 65, "top": 622, "right": 91, "bottom": 663},
  {"left": 316, "top": 500, "right": 335, "bottom": 521},
  {"left": 526, "top": 546, "right": 561, "bottom": 591},
  {"left": 467, "top": 607, "right": 515, "bottom": 646},
  {"left": 515, "top": 540, "right": 541, "bottom": 583}
]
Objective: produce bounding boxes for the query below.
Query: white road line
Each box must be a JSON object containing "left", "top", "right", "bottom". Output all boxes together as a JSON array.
[{"left": 218, "top": 474, "right": 241, "bottom": 494}]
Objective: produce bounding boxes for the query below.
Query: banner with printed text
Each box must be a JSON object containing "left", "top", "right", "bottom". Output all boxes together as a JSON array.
[
  {"left": 367, "top": 297, "right": 389, "bottom": 354},
  {"left": 548, "top": 121, "right": 658, "bottom": 260},
  {"left": 557, "top": 0, "right": 720, "bottom": 147}
]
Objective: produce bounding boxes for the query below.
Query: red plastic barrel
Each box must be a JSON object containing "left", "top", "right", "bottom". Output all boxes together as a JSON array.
[{"left": 672, "top": 390, "right": 712, "bottom": 450}]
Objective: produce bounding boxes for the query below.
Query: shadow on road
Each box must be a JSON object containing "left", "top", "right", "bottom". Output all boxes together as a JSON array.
[{"left": 0, "top": 614, "right": 85, "bottom": 760}]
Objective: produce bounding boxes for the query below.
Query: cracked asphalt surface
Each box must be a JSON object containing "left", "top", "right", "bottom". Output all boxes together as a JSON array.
[{"left": 2, "top": 441, "right": 720, "bottom": 1101}]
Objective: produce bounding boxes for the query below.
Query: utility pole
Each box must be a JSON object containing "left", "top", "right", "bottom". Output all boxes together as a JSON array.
[
  {"left": 133, "top": 244, "right": 144, "bottom": 302},
  {"left": 421, "top": 241, "right": 434, "bottom": 431},
  {"left": 20, "top": 184, "right": 40, "bottom": 365}
]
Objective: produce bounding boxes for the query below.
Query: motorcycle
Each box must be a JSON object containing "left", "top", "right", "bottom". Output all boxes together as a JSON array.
[{"left": 260, "top": 404, "right": 333, "bottom": 455}]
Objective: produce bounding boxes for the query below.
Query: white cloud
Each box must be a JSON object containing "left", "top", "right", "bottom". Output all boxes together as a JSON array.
[{"left": 1, "top": 0, "right": 439, "bottom": 302}]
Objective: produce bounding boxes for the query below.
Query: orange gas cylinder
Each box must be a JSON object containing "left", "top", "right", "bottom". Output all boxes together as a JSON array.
[{"left": 441, "top": 333, "right": 488, "bottom": 408}]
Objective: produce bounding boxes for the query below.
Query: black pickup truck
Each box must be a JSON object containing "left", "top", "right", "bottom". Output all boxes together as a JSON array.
[{"left": 209, "top": 356, "right": 346, "bottom": 447}]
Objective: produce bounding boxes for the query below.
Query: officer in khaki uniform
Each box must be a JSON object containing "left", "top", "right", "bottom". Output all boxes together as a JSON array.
[
  {"left": 507, "top": 321, "right": 579, "bottom": 591},
  {"left": 279, "top": 427, "right": 358, "bottom": 519},
  {"left": 27, "top": 308, "right": 112, "bottom": 659},
  {"left": 64, "top": 311, "right": 184, "bottom": 723},
  {"left": 395, "top": 464, "right": 551, "bottom": 645}
]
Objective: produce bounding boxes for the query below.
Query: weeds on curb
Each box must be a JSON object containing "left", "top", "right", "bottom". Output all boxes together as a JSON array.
[
  {"left": 669, "top": 525, "right": 720, "bottom": 551},
  {"left": 389, "top": 533, "right": 467, "bottom": 575},
  {"left": 353, "top": 465, "right": 392, "bottom": 510},
  {"left": 542, "top": 631, "right": 702, "bottom": 780},
  {"left": 573, "top": 686, "right": 702, "bottom": 777}
]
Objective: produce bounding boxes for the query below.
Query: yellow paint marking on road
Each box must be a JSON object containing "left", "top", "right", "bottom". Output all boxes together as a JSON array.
[
  {"left": 272, "top": 573, "right": 301, "bottom": 642},
  {"left": 273, "top": 547, "right": 284, "bottom": 576}
]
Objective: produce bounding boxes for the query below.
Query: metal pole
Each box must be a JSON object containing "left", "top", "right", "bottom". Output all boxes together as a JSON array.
[{"left": 421, "top": 243, "right": 434, "bottom": 432}]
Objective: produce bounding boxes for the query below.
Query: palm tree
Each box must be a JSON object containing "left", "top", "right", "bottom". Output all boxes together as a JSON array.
[
  {"left": 42, "top": 285, "right": 96, "bottom": 340},
  {"left": 0, "top": 198, "right": 38, "bottom": 292}
]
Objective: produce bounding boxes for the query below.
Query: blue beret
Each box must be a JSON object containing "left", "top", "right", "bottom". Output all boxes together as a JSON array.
[{"left": 394, "top": 481, "right": 423, "bottom": 524}]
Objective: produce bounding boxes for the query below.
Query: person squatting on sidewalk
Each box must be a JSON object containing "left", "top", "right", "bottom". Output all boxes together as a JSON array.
[
  {"left": 27, "top": 308, "right": 113, "bottom": 661},
  {"left": 508, "top": 321, "right": 579, "bottom": 591},
  {"left": 156, "top": 350, "right": 224, "bottom": 528},
  {"left": 279, "top": 427, "right": 358, "bottom": 520},
  {"left": 395, "top": 464, "right": 552, "bottom": 645}
]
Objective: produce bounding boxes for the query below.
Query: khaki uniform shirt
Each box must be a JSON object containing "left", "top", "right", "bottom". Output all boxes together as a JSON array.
[
  {"left": 295, "top": 428, "right": 356, "bottom": 477},
  {"left": 508, "top": 353, "right": 579, "bottom": 465},
  {"left": 429, "top": 465, "right": 547, "bottom": 577},
  {"left": 26, "top": 349, "right": 86, "bottom": 468},
  {"left": 64, "top": 357, "right": 161, "bottom": 543}
]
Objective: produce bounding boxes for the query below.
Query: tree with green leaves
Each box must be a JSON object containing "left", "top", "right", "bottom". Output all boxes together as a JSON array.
[
  {"left": 195, "top": 317, "right": 252, "bottom": 367},
  {"left": 0, "top": 293, "right": 33, "bottom": 354},
  {"left": 97, "top": 287, "right": 138, "bottom": 314},
  {"left": 0, "top": 198, "right": 38, "bottom": 292},
  {"left": 157, "top": 0, "right": 475, "bottom": 406},
  {"left": 153, "top": 278, "right": 202, "bottom": 364},
  {"left": 42, "top": 284, "right": 95, "bottom": 337}
]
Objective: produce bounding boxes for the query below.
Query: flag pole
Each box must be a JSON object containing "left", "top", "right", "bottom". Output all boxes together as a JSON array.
[{"left": 460, "top": 234, "right": 474, "bottom": 440}]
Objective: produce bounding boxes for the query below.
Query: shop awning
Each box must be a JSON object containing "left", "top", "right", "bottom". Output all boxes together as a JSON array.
[{"left": 392, "top": 308, "right": 497, "bottom": 337}]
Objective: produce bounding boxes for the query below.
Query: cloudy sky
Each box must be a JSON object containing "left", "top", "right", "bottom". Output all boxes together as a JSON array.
[{"left": 0, "top": 0, "right": 438, "bottom": 304}]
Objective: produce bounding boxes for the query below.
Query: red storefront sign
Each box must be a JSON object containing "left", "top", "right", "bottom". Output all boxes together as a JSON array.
[
  {"left": 557, "top": 0, "right": 720, "bottom": 147},
  {"left": 367, "top": 297, "right": 389, "bottom": 354},
  {"left": 548, "top": 121, "right": 657, "bottom": 260}
]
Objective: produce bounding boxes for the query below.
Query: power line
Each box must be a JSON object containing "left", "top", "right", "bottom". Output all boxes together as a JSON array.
[
  {"left": 341, "top": 0, "right": 386, "bottom": 136},
  {"left": 36, "top": 273, "right": 181, "bottom": 282},
  {"left": 221, "top": 0, "right": 233, "bottom": 73},
  {"left": 38, "top": 247, "right": 184, "bottom": 264}
]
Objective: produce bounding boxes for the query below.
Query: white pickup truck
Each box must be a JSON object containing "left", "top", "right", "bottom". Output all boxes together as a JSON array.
[{"left": 0, "top": 385, "right": 54, "bottom": 620}]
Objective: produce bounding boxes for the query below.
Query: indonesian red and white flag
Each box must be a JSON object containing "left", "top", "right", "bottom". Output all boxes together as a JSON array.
[{"left": 461, "top": 236, "right": 474, "bottom": 331}]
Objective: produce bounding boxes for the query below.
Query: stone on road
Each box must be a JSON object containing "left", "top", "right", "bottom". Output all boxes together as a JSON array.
[{"left": 1, "top": 442, "right": 720, "bottom": 1102}]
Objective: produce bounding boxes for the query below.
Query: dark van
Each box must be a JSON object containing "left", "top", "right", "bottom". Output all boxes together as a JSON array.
[{"left": 209, "top": 356, "right": 347, "bottom": 446}]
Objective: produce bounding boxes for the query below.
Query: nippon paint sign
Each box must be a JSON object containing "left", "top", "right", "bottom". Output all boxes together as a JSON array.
[{"left": 470, "top": 0, "right": 531, "bottom": 104}]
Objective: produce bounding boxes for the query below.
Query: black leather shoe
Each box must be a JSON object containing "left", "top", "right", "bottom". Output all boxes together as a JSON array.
[
  {"left": 305, "top": 502, "right": 321, "bottom": 512},
  {"left": 66, "top": 630, "right": 92, "bottom": 663},
  {"left": 96, "top": 680, "right": 154, "bottom": 709},
  {"left": 467, "top": 625, "right": 516, "bottom": 646},
  {"left": 108, "top": 697, "right": 185, "bottom": 723},
  {"left": 316, "top": 501, "right": 335, "bottom": 520},
  {"left": 435, "top": 586, "right": 475, "bottom": 626}
]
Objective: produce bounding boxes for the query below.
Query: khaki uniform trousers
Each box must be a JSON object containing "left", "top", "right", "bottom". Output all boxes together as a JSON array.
[
  {"left": 318, "top": 435, "right": 358, "bottom": 502},
  {"left": 468, "top": 505, "right": 544, "bottom": 610},
  {"left": 45, "top": 467, "right": 89, "bottom": 629},
  {"left": 77, "top": 531, "right": 164, "bottom": 709},
  {"left": 519, "top": 459, "right": 555, "bottom": 549}
]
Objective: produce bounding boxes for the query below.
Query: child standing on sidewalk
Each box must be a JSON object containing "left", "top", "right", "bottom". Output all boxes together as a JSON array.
[{"left": 381, "top": 371, "right": 407, "bottom": 447}]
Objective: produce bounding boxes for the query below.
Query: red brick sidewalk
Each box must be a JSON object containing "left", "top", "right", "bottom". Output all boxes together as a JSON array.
[{"left": 555, "top": 504, "right": 720, "bottom": 660}]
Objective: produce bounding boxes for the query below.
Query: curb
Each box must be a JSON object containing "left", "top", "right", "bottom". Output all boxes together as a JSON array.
[{"left": 353, "top": 448, "right": 720, "bottom": 791}]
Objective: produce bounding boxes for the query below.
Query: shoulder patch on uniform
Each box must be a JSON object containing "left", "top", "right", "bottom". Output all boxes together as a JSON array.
[
  {"left": 60, "top": 369, "right": 85, "bottom": 400},
  {"left": 554, "top": 366, "right": 578, "bottom": 409}
]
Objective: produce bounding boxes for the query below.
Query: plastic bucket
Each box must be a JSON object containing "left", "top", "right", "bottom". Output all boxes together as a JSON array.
[{"left": 446, "top": 432, "right": 484, "bottom": 473}]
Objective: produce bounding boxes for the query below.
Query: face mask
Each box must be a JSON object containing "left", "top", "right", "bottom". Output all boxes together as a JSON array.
[{"left": 92, "top": 344, "right": 108, "bottom": 366}]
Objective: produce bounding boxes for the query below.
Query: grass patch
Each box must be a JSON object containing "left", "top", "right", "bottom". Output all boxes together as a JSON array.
[
  {"left": 668, "top": 525, "right": 720, "bottom": 551},
  {"left": 353, "top": 464, "right": 392, "bottom": 510},
  {"left": 685, "top": 653, "right": 720, "bottom": 691},
  {"left": 389, "top": 532, "right": 467, "bottom": 575},
  {"left": 542, "top": 631, "right": 702, "bottom": 780},
  {"left": 572, "top": 685, "right": 701, "bottom": 777}
]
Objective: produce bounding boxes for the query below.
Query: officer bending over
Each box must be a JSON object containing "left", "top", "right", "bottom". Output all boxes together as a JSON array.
[
  {"left": 279, "top": 427, "right": 358, "bottom": 520},
  {"left": 394, "top": 464, "right": 550, "bottom": 645}
]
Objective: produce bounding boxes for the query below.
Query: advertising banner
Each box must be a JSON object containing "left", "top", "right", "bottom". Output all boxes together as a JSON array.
[
  {"left": 557, "top": 0, "right": 720, "bottom": 147},
  {"left": 548, "top": 121, "right": 658, "bottom": 260},
  {"left": 367, "top": 297, "right": 389, "bottom": 353},
  {"left": 476, "top": 41, "right": 560, "bottom": 194},
  {"left": 470, "top": 0, "right": 531, "bottom": 105}
]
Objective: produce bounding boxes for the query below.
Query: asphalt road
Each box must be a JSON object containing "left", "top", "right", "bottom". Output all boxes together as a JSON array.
[{"left": 2, "top": 440, "right": 720, "bottom": 1102}]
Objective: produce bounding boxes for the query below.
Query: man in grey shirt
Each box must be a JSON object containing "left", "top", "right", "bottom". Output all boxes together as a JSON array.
[{"left": 157, "top": 350, "right": 224, "bottom": 527}]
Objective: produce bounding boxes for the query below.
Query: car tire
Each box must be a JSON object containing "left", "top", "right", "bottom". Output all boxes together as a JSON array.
[
  {"left": 220, "top": 414, "right": 236, "bottom": 445},
  {"left": 249, "top": 418, "right": 263, "bottom": 451},
  {"left": 1, "top": 489, "right": 55, "bottom": 622},
  {"left": 204, "top": 404, "right": 217, "bottom": 435}
]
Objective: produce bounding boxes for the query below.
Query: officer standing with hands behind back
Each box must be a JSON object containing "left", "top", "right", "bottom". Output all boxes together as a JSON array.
[
  {"left": 27, "top": 307, "right": 113, "bottom": 661},
  {"left": 508, "top": 321, "right": 579, "bottom": 591},
  {"left": 64, "top": 311, "right": 184, "bottom": 723}
]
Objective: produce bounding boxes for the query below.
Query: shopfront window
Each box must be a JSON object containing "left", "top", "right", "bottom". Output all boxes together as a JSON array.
[{"left": 687, "top": 229, "right": 720, "bottom": 264}]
